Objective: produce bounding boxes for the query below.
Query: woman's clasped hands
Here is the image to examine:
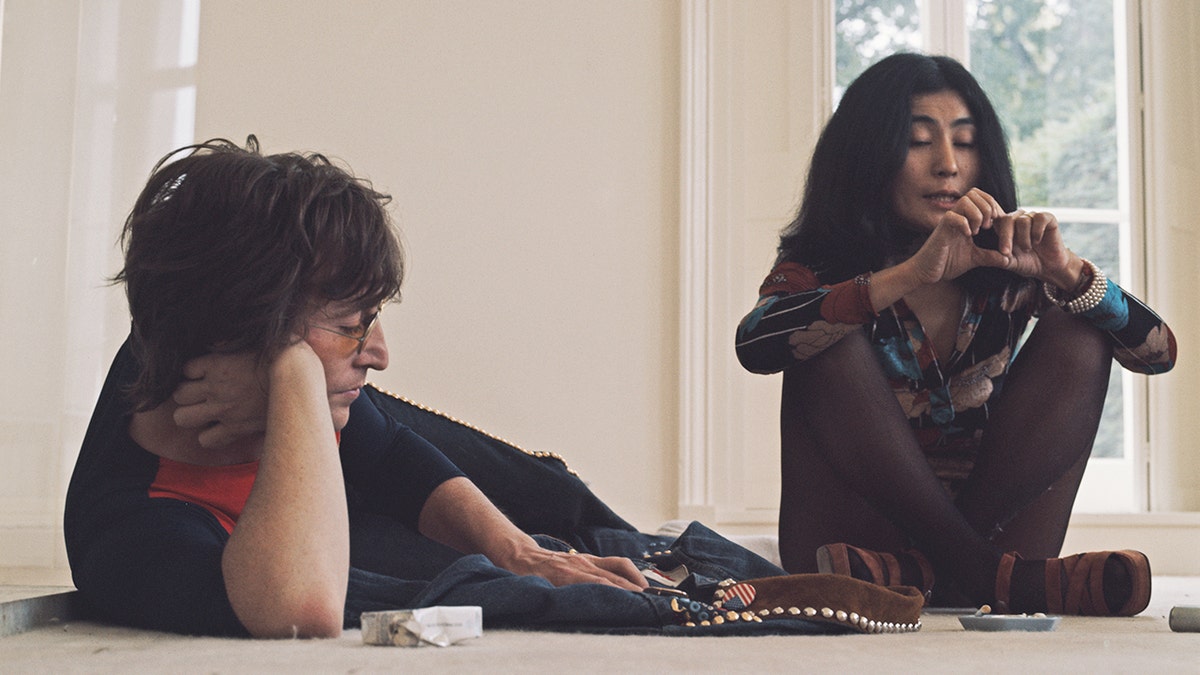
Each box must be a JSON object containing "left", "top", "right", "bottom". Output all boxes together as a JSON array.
[{"left": 908, "top": 187, "right": 1081, "bottom": 290}]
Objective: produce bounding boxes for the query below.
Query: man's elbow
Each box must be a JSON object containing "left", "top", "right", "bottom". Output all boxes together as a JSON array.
[{"left": 240, "top": 594, "right": 345, "bottom": 639}]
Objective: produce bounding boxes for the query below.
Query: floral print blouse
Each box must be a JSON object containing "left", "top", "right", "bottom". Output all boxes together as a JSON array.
[{"left": 736, "top": 262, "right": 1176, "bottom": 450}]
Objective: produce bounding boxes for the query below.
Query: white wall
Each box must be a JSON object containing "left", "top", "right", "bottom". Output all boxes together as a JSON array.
[
  {"left": 1142, "top": 0, "right": 1200, "bottom": 512},
  {"left": 0, "top": 0, "right": 682, "bottom": 573},
  {"left": 192, "top": 0, "right": 682, "bottom": 530}
]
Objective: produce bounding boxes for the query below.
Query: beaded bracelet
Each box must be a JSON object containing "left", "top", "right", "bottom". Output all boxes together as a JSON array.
[{"left": 1042, "top": 258, "right": 1107, "bottom": 314}]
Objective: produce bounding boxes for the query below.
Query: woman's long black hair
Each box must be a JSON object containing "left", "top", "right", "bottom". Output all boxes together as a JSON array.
[{"left": 778, "top": 53, "right": 1020, "bottom": 292}]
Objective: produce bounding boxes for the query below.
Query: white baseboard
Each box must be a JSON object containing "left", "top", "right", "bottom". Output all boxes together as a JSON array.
[
  {"left": 703, "top": 510, "right": 1200, "bottom": 576},
  {"left": 1062, "top": 512, "right": 1200, "bottom": 576}
]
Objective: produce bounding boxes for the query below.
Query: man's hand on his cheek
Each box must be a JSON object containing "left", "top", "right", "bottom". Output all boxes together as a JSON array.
[{"left": 172, "top": 352, "right": 269, "bottom": 448}]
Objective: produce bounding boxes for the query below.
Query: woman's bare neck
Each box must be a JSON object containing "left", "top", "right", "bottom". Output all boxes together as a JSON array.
[{"left": 903, "top": 280, "right": 967, "bottom": 364}]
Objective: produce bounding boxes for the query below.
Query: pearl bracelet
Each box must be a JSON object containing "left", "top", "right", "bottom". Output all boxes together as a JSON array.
[{"left": 1042, "top": 258, "right": 1107, "bottom": 314}]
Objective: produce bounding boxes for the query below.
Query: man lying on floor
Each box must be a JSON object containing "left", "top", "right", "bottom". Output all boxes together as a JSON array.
[{"left": 64, "top": 138, "right": 922, "bottom": 639}]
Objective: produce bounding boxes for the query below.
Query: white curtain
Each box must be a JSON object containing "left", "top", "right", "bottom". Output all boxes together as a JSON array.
[{"left": 0, "top": 0, "right": 197, "bottom": 568}]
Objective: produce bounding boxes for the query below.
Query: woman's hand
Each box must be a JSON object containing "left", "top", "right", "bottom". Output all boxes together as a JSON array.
[
  {"left": 907, "top": 188, "right": 1011, "bottom": 284},
  {"left": 171, "top": 351, "right": 270, "bottom": 448},
  {"left": 992, "top": 209, "right": 1084, "bottom": 289},
  {"left": 866, "top": 189, "right": 1009, "bottom": 311},
  {"left": 873, "top": 191, "right": 1092, "bottom": 311}
]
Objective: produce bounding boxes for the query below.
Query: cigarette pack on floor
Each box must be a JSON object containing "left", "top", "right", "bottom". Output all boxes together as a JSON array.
[{"left": 360, "top": 606, "right": 483, "bottom": 647}]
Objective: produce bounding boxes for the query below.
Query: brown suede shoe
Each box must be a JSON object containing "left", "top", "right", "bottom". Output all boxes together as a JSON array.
[
  {"left": 816, "top": 542, "right": 936, "bottom": 601},
  {"left": 994, "top": 550, "right": 1152, "bottom": 617}
]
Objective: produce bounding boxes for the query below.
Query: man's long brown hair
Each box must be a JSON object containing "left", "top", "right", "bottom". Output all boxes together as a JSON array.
[{"left": 115, "top": 136, "right": 404, "bottom": 409}]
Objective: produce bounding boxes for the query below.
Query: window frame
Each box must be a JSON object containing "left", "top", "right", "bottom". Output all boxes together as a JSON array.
[{"left": 678, "top": 0, "right": 1166, "bottom": 527}]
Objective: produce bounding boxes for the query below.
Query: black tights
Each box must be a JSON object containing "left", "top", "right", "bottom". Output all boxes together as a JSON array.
[{"left": 777, "top": 308, "right": 1112, "bottom": 605}]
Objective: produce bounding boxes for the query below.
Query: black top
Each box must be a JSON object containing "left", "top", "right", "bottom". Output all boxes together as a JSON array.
[{"left": 63, "top": 340, "right": 464, "bottom": 635}]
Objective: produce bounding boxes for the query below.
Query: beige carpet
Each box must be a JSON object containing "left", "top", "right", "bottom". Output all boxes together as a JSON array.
[{"left": 2, "top": 577, "right": 1198, "bottom": 673}]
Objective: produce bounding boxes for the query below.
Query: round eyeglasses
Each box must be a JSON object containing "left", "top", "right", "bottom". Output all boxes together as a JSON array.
[{"left": 310, "top": 309, "right": 382, "bottom": 355}]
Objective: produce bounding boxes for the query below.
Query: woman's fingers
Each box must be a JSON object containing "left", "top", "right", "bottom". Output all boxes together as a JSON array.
[
  {"left": 954, "top": 192, "right": 985, "bottom": 234},
  {"left": 999, "top": 209, "right": 1058, "bottom": 252},
  {"left": 956, "top": 188, "right": 1003, "bottom": 234},
  {"left": 1028, "top": 210, "right": 1057, "bottom": 246}
]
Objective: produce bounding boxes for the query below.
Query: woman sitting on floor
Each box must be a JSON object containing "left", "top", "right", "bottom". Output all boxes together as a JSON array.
[{"left": 736, "top": 53, "right": 1175, "bottom": 616}]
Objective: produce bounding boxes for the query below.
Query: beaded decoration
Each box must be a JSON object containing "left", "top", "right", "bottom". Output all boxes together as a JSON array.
[
  {"left": 709, "top": 578, "right": 921, "bottom": 634},
  {"left": 366, "top": 384, "right": 579, "bottom": 476},
  {"left": 1043, "top": 258, "right": 1107, "bottom": 315}
]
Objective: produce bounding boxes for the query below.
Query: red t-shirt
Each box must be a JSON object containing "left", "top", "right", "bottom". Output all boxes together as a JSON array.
[
  {"left": 148, "top": 457, "right": 258, "bottom": 534},
  {"left": 145, "top": 433, "right": 342, "bottom": 534}
]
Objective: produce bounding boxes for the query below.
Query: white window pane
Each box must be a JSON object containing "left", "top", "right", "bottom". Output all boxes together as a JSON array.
[{"left": 968, "top": 0, "right": 1119, "bottom": 209}]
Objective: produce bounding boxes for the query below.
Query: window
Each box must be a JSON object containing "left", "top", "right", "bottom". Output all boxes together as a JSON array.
[{"left": 835, "top": 0, "right": 1140, "bottom": 510}]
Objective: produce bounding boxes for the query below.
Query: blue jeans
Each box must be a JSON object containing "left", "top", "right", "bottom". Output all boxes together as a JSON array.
[
  {"left": 344, "top": 521, "right": 838, "bottom": 636},
  {"left": 349, "top": 391, "right": 838, "bottom": 634}
]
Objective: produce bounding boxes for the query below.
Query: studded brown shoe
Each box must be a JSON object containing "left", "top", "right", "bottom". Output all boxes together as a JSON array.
[{"left": 711, "top": 573, "right": 925, "bottom": 634}]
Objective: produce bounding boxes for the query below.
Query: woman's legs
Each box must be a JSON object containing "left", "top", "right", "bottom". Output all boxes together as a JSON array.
[
  {"left": 778, "top": 313, "right": 1122, "bottom": 610},
  {"left": 955, "top": 308, "right": 1113, "bottom": 557},
  {"left": 778, "top": 329, "right": 1000, "bottom": 600},
  {"left": 987, "top": 451, "right": 1088, "bottom": 558},
  {"left": 953, "top": 309, "right": 1119, "bottom": 610},
  {"left": 778, "top": 408, "right": 909, "bottom": 573}
]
